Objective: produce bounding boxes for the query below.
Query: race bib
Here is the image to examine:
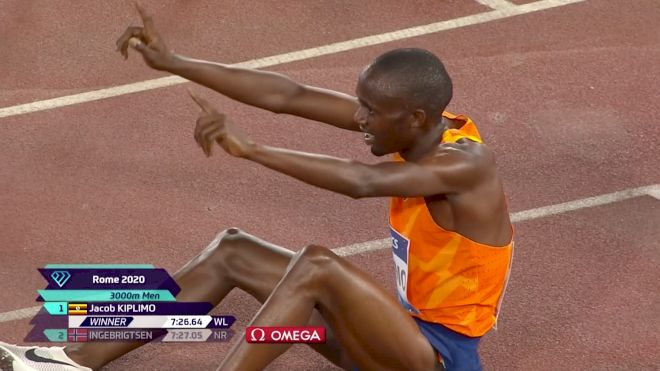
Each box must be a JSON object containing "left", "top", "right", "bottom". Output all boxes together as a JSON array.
[{"left": 390, "top": 227, "right": 419, "bottom": 314}]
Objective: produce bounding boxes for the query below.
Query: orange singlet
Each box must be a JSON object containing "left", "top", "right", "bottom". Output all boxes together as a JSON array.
[{"left": 389, "top": 112, "right": 514, "bottom": 338}]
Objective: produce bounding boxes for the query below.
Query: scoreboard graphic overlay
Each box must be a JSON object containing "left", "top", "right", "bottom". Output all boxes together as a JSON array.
[{"left": 26, "top": 264, "right": 235, "bottom": 343}]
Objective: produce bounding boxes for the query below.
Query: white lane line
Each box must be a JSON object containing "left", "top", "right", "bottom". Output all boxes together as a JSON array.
[
  {"left": 1, "top": 182, "right": 655, "bottom": 324},
  {"left": 509, "top": 184, "right": 659, "bottom": 223},
  {"left": 475, "top": 0, "right": 516, "bottom": 10},
  {"left": 333, "top": 238, "right": 391, "bottom": 257},
  {"left": 333, "top": 184, "right": 660, "bottom": 257},
  {"left": 646, "top": 184, "right": 660, "bottom": 200},
  {"left": 0, "top": 0, "right": 586, "bottom": 119},
  {"left": 0, "top": 306, "right": 41, "bottom": 324}
]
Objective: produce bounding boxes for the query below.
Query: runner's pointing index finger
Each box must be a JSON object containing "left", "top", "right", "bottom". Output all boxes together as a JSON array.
[
  {"left": 136, "top": 2, "right": 158, "bottom": 43},
  {"left": 188, "top": 89, "right": 213, "bottom": 114}
]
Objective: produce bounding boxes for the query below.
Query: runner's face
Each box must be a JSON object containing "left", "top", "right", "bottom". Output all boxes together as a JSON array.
[{"left": 354, "top": 73, "right": 414, "bottom": 156}]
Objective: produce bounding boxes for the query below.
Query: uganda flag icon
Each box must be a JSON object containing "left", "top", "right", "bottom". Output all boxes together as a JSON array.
[{"left": 68, "top": 303, "right": 87, "bottom": 315}]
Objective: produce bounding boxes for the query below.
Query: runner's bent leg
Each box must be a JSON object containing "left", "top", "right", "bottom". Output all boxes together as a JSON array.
[
  {"left": 65, "top": 228, "right": 352, "bottom": 370},
  {"left": 218, "top": 244, "right": 437, "bottom": 371}
]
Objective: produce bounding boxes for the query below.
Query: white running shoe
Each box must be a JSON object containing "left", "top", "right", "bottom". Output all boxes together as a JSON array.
[{"left": 0, "top": 343, "right": 92, "bottom": 371}]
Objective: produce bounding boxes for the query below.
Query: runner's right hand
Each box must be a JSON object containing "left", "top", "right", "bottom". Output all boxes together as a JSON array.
[
  {"left": 116, "top": 3, "right": 174, "bottom": 71},
  {"left": 189, "top": 90, "right": 255, "bottom": 158}
]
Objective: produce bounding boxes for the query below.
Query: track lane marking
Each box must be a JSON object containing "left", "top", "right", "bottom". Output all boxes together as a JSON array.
[
  {"left": 0, "top": 0, "right": 586, "bottom": 119},
  {"left": 2, "top": 183, "right": 656, "bottom": 324},
  {"left": 475, "top": 0, "right": 516, "bottom": 10}
]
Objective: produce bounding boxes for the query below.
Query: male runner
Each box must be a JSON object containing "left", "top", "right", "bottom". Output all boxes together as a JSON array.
[{"left": 0, "top": 5, "right": 513, "bottom": 371}]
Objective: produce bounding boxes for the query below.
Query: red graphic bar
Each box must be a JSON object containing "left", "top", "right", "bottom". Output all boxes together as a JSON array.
[{"left": 245, "top": 326, "right": 326, "bottom": 344}]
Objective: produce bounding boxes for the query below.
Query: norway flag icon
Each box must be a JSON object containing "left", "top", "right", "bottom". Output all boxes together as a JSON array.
[{"left": 67, "top": 328, "right": 88, "bottom": 342}]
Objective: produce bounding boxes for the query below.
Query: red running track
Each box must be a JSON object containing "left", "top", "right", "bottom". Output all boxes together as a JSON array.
[{"left": 0, "top": 0, "right": 658, "bottom": 370}]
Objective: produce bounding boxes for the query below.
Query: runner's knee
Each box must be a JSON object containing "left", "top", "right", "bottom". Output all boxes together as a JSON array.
[
  {"left": 291, "top": 244, "right": 338, "bottom": 284},
  {"left": 202, "top": 227, "right": 253, "bottom": 269},
  {"left": 298, "top": 244, "right": 336, "bottom": 264}
]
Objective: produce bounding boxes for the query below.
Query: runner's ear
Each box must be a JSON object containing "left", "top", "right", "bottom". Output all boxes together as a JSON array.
[{"left": 410, "top": 109, "right": 426, "bottom": 128}]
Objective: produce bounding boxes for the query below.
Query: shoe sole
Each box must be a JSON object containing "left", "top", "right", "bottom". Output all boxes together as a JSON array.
[{"left": 0, "top": 344, "right": 25, "bottom": 371}]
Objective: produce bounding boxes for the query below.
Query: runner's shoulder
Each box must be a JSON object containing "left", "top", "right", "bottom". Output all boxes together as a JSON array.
[{"left": 431, "top": 139, "right": 495, "bottom": 169}]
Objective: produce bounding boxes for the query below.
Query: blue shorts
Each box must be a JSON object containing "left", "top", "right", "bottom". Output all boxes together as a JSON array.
[
  {"left": 414, "top": 317, "right": 482, "bottom": 371},
  {"left": 351, "top": 318, "right": 482, "bottom": 371}
]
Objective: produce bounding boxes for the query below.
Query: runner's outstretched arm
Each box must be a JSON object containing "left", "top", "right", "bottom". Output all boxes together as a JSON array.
[
  {"left": 190, "top": 92, "right": 489, "bottom": 199},
  {"left": 116, "top": 4, "right": 361, "bottom": 131}
]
